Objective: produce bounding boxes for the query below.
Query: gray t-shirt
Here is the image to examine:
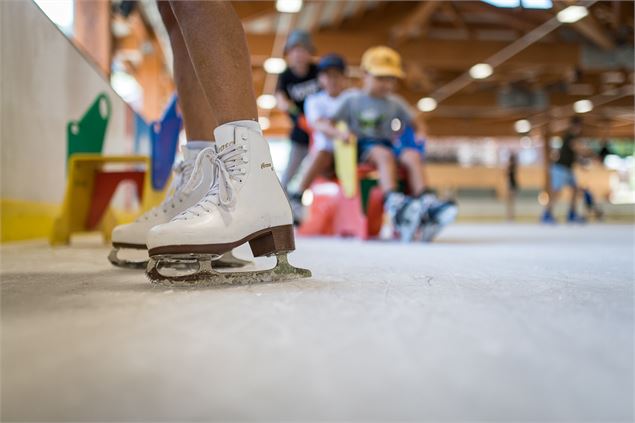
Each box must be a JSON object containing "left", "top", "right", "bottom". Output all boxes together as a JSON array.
[{"left": 331, "top": 91, "right": 413, "bottom": 141}]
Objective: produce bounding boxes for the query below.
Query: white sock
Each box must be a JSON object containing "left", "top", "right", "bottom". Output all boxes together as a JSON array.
[{"left": 182, "top": 140, "right": 213, "bottom": 161}]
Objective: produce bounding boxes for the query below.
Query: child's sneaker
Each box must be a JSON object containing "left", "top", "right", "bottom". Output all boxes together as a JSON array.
[
  {"left": 384, "top": 192, "right": 422, "bottom": 242},
  {"left": 541, "top": 210, "right": 557, "bottom": 224},
  {"left": 567, "top": 209, "right": 586, "bottom": 224}
]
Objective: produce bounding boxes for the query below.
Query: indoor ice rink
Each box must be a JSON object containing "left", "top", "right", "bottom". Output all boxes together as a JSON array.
[{"left": 1, "top": 0, "right": 633, "bottom": 421}]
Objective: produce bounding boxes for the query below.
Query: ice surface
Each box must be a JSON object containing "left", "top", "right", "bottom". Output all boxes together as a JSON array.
[{"left": 1, "top": 224, "right": 633, "bottom": 421}]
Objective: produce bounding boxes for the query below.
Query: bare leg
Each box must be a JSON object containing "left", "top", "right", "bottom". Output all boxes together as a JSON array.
[
  {"left": 158, "top": 1, "right": 217, "bottom": 140},
  {"left": 297, "top": 150, "right": 333, "bottom": 193},
  {"left": 367, "top": 146, "right": 397, "bottom": 193},
  {"left": 398, "top": 149, "right": 425, "bottom": 196},
  {"left": 169, "top": 1, "right": 258, "bottom": 124},
  {"left": 281, "top": 143, "right": 308, "bottom": 190},
  {"left": 420, "top": 161, "right": 429, "bottom": 188},
  {"left": 546, "top": 190, "right": 560, "bottom": 214},
  {"left": 507, "top": 189, "right": 516, "bottom": 221}
]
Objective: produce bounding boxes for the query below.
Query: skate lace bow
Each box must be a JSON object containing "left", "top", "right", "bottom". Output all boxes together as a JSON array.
[{"left": 180, "top": 144, "right": 247, "bottom": 216}]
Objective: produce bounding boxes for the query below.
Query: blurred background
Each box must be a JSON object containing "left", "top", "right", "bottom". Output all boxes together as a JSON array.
[{"left": 2, "top": 0, "right": 633, "bottom": 244}]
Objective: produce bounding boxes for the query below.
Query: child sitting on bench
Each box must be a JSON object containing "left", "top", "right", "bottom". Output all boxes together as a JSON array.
[{"left": 326, "top": 46, "right": 457, "bottom": 242}]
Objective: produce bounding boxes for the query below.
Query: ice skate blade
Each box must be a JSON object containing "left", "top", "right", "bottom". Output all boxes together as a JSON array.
[
  {"left": 215, "top": 251, "right": 252, "bottom": 268},
  {"left": 109, "top": 248, "right": 251, "bottom": 271},
  {"left": 108, "top": 248, "right": 148, "bottom": 269},
  {"left": 146, "top": 253, "right": 311, "bottom": 288}
]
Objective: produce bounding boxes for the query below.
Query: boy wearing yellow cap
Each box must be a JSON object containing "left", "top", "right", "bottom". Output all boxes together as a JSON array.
[{"left": 329, "top": 46, "right": 457, "bottom": 242}]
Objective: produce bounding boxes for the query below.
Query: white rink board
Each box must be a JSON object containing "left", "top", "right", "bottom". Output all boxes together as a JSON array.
[{"left": 1, "top": 0, "right": 133, "bottom": 204}]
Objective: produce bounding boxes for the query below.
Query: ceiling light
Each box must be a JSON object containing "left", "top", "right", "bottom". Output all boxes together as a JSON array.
[
  {"left": 469, "top": 63, "right": 493, "bottom": 79},
  {"left": 573, "top": 99, "right": 593, "bottom": 113},
  {"left": 276, "top": 0, "right": 303, "bottom": 13},
  {"left": 257, "top": 94, "right": 277, "bottom": 110},
  {"left": 263, "top": 57, "right": 287, "bottom": 74},
  {"left": 514, "top": 119, "right": 532, "bottom": 133},
  {"left": 557, "top": 6, "right": 588, "bottom": 23},
  {"left": 391, "top": 118, "right": 402, "bottom": 132},
  {"left": 417, "top": 97, "right": 438, "bottom": 112},
  {"left": 521, "top": 0, "right": 552, "bottom": 9}
]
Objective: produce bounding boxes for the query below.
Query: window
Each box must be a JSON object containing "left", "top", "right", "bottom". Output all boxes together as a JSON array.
[{"left": 33, "top": 0, "right": 74, "bottom": 35}]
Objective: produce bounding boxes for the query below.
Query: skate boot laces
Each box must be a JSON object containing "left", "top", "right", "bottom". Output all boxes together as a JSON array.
[
  {"left": 177, "top": 144, "right": 248, "bottom": 218},
  {"left": 137, "top": 160, "right": 195, "bottom": 221}
]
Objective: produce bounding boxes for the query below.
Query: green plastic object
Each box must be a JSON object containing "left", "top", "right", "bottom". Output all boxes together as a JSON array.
[{"left": 66, "top": 93, "right": 111, "bottom": 163}]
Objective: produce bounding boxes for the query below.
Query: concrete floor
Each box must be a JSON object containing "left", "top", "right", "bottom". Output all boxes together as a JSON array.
[{"left": 1, "top": 224, "right": 633, "bottom": 421}]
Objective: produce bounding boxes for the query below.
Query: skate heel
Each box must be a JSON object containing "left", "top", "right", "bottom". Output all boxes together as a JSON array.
[{"left": 249, "top": 224, "right": 295, "bottom": 257}]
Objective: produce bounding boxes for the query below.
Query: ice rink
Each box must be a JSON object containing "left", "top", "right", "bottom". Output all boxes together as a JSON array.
[{"left": 1, "top": 223, "right": 633, "bottom": 421}]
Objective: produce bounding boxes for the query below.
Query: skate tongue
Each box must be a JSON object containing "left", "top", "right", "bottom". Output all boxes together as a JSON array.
[
  {"left": 213, "top": 121, "right": 262, "bottom": 151},
  {"left": 213, "top": 124, "right": 246, "bottom": 153}
]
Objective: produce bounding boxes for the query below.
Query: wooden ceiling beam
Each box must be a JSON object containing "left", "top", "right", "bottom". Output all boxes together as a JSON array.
[
  {"left": 457, "top": 1, "right": 541, "bottom": 33},
  {"left": 246, "top": 33, "right": 586, "bottom": 70},
  {"left": 397, "top": 88, "right": 633, "bottom": 111},
  {"left": 553, "top": 1, "right": 615, "bottom": 50},
  {"left": 391, "top": 1, "right": 441, "bottom": 45},
  {"left": 350, "top": 0, "right": 368, "bottom": 21},
  {"left": 443, "top": 1, "right": 471, "bottom": 37},
  {"left": 572, "top": 10, "right": 615, "bottom": 51},
  {"left": 330, "top": 1, "right": 420, "bottom": 33},
  {"left": 231, "top": 1, "right": 276, "bottom": 22},
  {"left": 330, "top": 0, "right": 349, "bottom": 29},
  {"left": 306, "top": 1, "right": 327, "bottom": 33}
]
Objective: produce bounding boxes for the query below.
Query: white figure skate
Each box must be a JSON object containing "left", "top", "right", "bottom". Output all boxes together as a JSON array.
[
  {"left": 109, "top": 144, "right": 250, "bottom": 269},
  {"left": 146, "top": 123, "right": 311, "bottom": 287}
]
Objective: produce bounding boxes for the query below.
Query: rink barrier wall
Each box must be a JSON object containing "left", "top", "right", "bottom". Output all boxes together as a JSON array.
[
  {"left": 0, "top": 199, "right": 60, "bottom": 243},
  {"left": 1, "top": 1, "right": 136, "bottom": 227}
]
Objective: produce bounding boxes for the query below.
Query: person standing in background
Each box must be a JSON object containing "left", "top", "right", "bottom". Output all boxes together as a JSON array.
[
  {"left": 598, "top": 139, "right": 613, "bottom": 163},
  {"left": 275, "top": 30, "right": 320, "bottom": 191},
  {"left": 506, "top": 152, "right": 518, "bottom": 221},
  {"left": 542, "top": 117, "right": 586, "bottom": 224}
]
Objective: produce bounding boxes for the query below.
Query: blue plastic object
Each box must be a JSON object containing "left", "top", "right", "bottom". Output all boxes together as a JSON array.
[
  {"left": 150, "top": 94, "right": 182, "bottom": 190},
  {"left": 133, "top": 112, "right": 152, "bottom": 156}
]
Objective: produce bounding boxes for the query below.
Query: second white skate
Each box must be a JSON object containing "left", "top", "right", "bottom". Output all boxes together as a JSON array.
[{"left": 109, "top": 143, "right": 250, "bottom": 270}]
